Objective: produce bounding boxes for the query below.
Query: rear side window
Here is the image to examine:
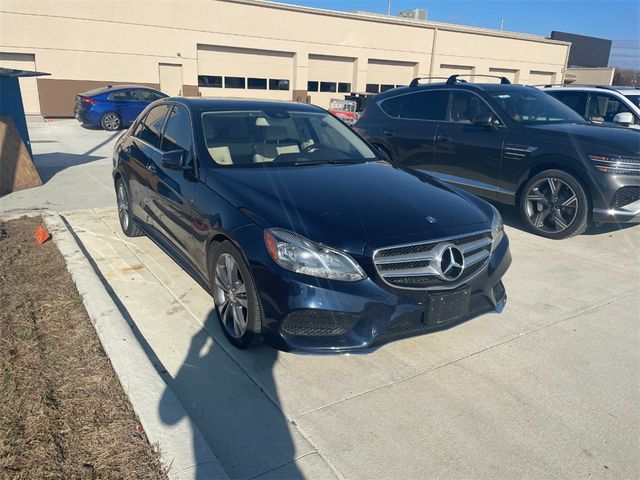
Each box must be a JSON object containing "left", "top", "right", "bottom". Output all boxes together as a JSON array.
[
  {"left": 547, "top": 91, "right": 587, "bottom": 116},
  {"left": 161, "top": 105, "right": 192, "bottom": 155},
  {"left": 380, "top": 96, "right": 403, "bottom": 117},
  {"left": 134, "top": 104, "right": 169, "bottom": 147},
  {"left": 400, "top": 91, "right": 449, "bottom": 121},
  {"left": 109, "top": 90, "right": 133, "bottom": 101}
]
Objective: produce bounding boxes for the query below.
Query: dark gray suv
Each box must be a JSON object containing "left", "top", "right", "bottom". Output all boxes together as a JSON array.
[{"left": 354, "top": 75, "right": 640, "bottom": 239}]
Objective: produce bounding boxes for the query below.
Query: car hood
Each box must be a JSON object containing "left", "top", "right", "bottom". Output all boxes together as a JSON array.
[
  {"left": 526, "top": 122, "right": 640, "bottom": 155},
  {"left": 206, "top": 161, "right": 492, "bottom": 255}
]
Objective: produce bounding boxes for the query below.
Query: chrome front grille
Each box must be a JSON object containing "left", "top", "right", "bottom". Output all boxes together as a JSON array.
[{"left": 373, "top": 231, "right": 493, "bottom": 290}]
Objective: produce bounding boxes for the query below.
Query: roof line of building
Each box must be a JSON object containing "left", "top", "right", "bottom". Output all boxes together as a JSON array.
[{"left": 222, "top": 0, "right": 572, "bottom": 46}]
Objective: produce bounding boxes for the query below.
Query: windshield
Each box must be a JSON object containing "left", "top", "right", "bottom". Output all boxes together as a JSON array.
[
  {"left": 201, "top": 109, "right": 377, "bottom": 166},
  {"left": 490, "top": 88, "right": 586, "bottom": 125},
  {"left": 625, "top": 94, "right": 640, "bottom": 108}
]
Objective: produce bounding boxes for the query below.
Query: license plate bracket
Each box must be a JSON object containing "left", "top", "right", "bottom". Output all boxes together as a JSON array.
[{"left": 427, "top": 288, "right": 471, "bottom": 326}]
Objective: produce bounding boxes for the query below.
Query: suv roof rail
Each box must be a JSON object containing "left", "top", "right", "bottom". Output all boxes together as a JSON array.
[
  {"left": 540, "top": 83, "right": 621, "bottom": 91},
  {"left": 408, "top": 77, "right": 454, "bottom": 87},
  {"left": 446, "top": 74, "right": 511, "bottom": 85}
]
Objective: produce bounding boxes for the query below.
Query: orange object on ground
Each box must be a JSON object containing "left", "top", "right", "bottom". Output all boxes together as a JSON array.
[{"left": 34, "top": 226, "right": 51, "bottom": 245}]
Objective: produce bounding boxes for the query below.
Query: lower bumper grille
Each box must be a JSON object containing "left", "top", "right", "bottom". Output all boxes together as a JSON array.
[
  {"left": 610, "top": 186, "right": 640, "bottom": 209},
  {"left": 374, "top": 231, "right": 493, "bottom": 290},
  {"left": 376, "top": 295, "right": 494, "bottom": 343},
  {"left": 281, "top": 310, "right": 359, "bottom": 337}
]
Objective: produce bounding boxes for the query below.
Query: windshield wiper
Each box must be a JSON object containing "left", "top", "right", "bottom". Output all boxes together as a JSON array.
[{"left": 290, "top": 158, "right": 361, "bottom": 166}]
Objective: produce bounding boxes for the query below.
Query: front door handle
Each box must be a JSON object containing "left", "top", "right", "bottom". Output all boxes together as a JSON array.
[
  {"left": 383, "top": 129, "right": 395, "bottom": 136},
  {"left": 435, "top": 135, "right": 452, "bottom": 142},
  {"left": 147, "top": 164, "right": 157, "bottom": 175}
]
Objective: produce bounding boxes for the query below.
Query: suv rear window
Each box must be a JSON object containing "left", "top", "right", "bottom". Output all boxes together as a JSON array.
[{"left": 399, "top": 91, "right": 448, "bottom": 121}]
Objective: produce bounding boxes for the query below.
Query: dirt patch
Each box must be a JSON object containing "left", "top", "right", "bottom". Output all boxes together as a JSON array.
[{"left": 0, "top": 216, "right": 166, "bottom": 479}]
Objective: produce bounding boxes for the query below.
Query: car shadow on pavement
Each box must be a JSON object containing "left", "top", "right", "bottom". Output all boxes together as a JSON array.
[
  {"left": 33, "top": 152, "right": 105, "bottom": 183},
  {"left": 159, "top": 311, "right": 301, "bottom": 479}
]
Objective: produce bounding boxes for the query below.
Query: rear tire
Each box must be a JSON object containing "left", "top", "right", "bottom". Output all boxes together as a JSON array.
[
  {"left": 101, "top": 112, "right": 121, "bottom": 131},
  {"left": 116, "top": 178, "right": 143, "bottom": 237},
  {"left": 210, "top": 241, "right": 262, "bottom": 349},
  {"left": 519, "top": 169, "right": 590, "bottom": 239}
]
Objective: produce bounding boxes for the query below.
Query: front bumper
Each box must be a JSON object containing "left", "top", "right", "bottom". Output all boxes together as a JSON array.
[
  {"left": 250, "top": 235, "right": 512, "bottom": 353},
  {"left": 590, "top": 169, "right": 640, "bottom": 223}
]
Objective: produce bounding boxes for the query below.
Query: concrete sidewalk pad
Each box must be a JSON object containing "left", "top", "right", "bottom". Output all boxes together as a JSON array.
[{"left": 63, "top": 207, "right": 640, "bottom": 479}]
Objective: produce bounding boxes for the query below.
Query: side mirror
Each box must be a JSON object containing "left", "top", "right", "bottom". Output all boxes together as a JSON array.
[
  {"left": 161, "top": 149, "right": 187, "bottom": 170},
  {"left": 373, "top": 145, "right": 391, "bottom": 162},
  {"left": 474, "top": 113, "right": 497, "bottom": 129},
  {"left": 613, "top": 112, "right": 634, "bottom": 126}
]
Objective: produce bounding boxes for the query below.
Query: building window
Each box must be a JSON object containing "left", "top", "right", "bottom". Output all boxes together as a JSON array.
[
  {"left": 366, "top": 84, "right": 380, "bottom": 94},
  {"left": 269, "top": 79, "right": 290, "bottom": 90},
  {"left": 307, "top": 81, "right": 319, "bottom": 92},
  {"left": 225, "top": 77, "right": 245, "bottom": 89},
  {"left": 380, "top": 84, "right": 395, "bottom": 92},
  {"left": 320, "top": 82, "right": 337, "bottom": 92},
  {"left": 338, "top": 82, "right": 351, "bottom": 93},
  {"left": 248, "top": 78, "right": 267, "bottom": 89},
  {"left": 198, "top": 75, "right": 222, "bottom": 88}
]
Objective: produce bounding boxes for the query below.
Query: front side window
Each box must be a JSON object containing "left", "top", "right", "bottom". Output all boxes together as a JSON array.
[
  {"left": 201, "top": 109, "right": 377, "bottom": 167},
  {"left": 400, "top": 90, "right": 448, "bottom": 121},
  {"left": 134, "top": 104, "right": 170, "bottom": 147},
  {"left": 161, "top": 105, "right": 192, "bottom": 153},
  {"left": 490, "top": 88, "right": 585, "bottom": 124},
  {"left": 449, "top": 91, "right": 494, "bottom": 123},
  {"left": 588, "top": 93, "right": 635, "bottom": 123}
]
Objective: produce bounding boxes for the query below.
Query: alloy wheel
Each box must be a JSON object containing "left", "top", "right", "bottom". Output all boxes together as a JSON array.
[
  {"left": 117, "top": 181, "right": 130, "bottom": 231},
  {"left": 524, "top": 177, "right": 578, "bottom": 233},
  {"left": 102, "top": 113, "right": 120, "bottom": 130},
  {"left": 214, "top": 253, "right": 249, "bottom": 338}
]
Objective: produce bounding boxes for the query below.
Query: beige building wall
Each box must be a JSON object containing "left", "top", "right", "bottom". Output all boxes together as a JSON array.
[
  {"left": 564, "top": 67, "right": 616, "bottom": 86},
  {"left": 0, "top": 0, "right": 570, "bottom": 117}
]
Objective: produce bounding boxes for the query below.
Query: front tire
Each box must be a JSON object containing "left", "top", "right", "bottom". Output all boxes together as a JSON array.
[
  {"left": 519, "top": 169, "right": 590, "bottom": 239},
  {"left": 116, "top": 178, "right": 143, "bottom": 237},
  {"left": 101, "top": 112, "right": 121, "bottom": 131},
  {"left": 210, "top": 241, "right": 262, "bottom": 349}
]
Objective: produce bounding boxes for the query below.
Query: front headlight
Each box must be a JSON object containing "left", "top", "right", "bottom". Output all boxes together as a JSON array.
[
  {"left": 588, "top": 154, "right": 640, "bottom": 175},
  {"left": 264, "top": 228, "right": 366, "bottom": 282},
  {"left": 490, "top": 205, "right": 504, "bottom": 251}
]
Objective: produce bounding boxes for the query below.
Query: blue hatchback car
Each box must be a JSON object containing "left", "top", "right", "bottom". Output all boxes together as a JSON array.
[{"left": 74, "top": 85, "right": 167, "bottom": 131}]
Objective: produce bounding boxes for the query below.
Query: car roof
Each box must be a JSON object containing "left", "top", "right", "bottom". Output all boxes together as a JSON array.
[
  {"left": 544, "top": 85, "right": 640, "bottom": 95},
  {"left": 81, "top": 84, "right": 160, "bottom": 96},
  {"left": 161, "top": 97, "right": 327, "bottom": 113}
]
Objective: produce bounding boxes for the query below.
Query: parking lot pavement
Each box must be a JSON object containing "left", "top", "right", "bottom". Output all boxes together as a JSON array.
[
  {"left": 0, "top": 120, "right": 117, "bottom": 214},
  {"left": 64, "top": 207, "right": 640, "bottom": 479}
]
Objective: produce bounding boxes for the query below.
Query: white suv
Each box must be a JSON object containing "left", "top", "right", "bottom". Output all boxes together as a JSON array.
[{"left": 543, "top": 85, "right": 640, "bottom": 130}]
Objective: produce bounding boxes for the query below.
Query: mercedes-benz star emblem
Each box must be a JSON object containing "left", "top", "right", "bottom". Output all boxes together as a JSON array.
[{"left": 437, "top": 245, "right": 465, "bottom": 281}]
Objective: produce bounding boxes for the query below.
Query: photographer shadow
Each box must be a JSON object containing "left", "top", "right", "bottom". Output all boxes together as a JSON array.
[{"left": 159, "top": 310, "right": 302, "bottom": 479}]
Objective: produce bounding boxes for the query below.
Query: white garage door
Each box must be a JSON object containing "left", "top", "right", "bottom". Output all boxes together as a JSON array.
[
  {"left": 439, "top": 64, "right": 475, "bottom": 82},
  {"left": 197, "top": 44, "right": 294, "bottom": 101},
  {"left": 367, "top": 59, "right": 416, "bottom": 87},
  {"left": 528, "top": 70, "right": 556, "bottom": 86},
  {"left": 488, "top": 68, "right": 520, "bottom": 83},
  {"left": 0, "top": 52, "right": 41, "bottom": 115}
]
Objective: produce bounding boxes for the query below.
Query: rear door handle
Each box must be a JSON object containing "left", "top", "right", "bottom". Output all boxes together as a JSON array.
[
  {"left": 147, "top": 164, "right": 157, "bottom": 175},
  {"left": 383, "top": 130, "right": 395, "bottom": 136},
  {"left": 435, "top": 135, "right": 452, "bottom": 142}
]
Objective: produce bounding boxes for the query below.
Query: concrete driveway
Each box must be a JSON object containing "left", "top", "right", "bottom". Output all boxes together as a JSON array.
[{"left": 63, "top": 207, "right": 640, "bottom": 479}]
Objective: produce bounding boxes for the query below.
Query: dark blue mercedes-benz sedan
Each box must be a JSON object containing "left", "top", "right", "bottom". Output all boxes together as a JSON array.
[{"left": 112, "top": 97, "right": 511, "bottom": 352}]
